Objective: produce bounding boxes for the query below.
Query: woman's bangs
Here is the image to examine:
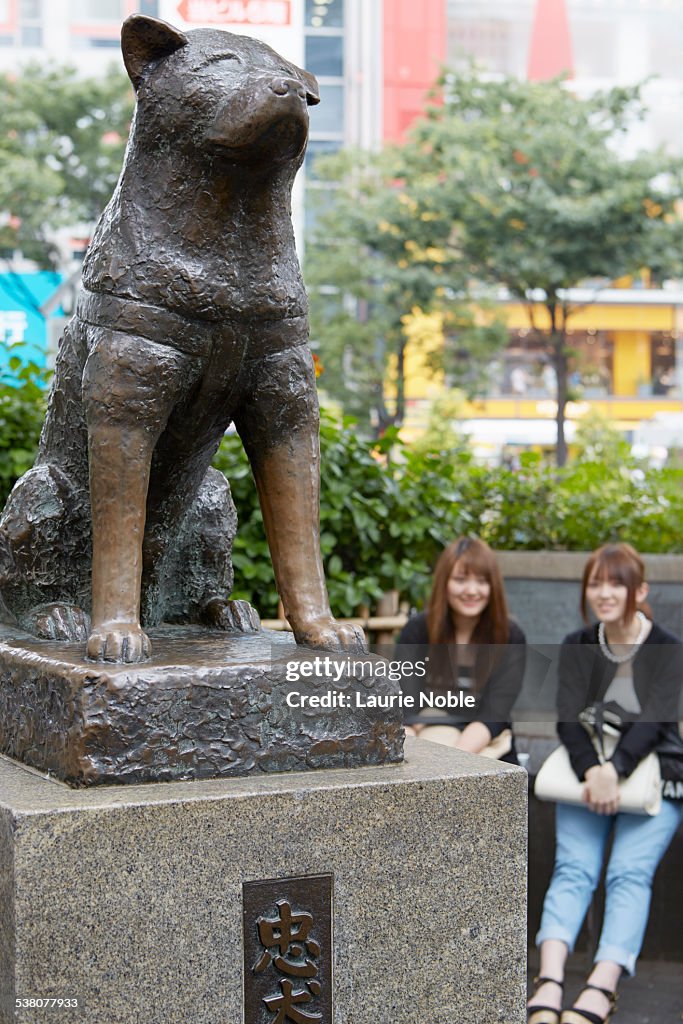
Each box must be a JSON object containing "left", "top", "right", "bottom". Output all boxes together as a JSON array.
[
  {"left": 588, "top": 547, "right": 641, "bottom": 590},
  {"left": 454, "top": 545, "right": 492, "bottom": 581}
]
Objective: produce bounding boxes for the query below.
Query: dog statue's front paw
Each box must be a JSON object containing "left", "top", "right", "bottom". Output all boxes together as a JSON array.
[
  {"left": 203, "top": 597, "right": 261, "bottom": 633},
  {"left": 293, "top": 616, "right": 367, "bottom": 654},
  {"left": 86, "top": 622, "right": 152, "bottom": 663},
  {"left": 20, "top": 603, "right": 91, "bottom": 642}
]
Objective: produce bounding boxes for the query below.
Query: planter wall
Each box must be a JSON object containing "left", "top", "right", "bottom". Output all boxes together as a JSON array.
[{"left": 497, "top": 551, "right": 683, "bottom": 645}]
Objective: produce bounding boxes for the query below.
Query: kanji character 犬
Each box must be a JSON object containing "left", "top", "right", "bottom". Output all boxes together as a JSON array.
[{"left": 263, "top": 978, "right": 323, "bottom": 1024}]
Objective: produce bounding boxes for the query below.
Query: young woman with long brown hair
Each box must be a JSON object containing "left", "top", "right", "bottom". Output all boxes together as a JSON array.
[
  {"left": 528, "top": 543, "right": 683, "bottom": 1024},
  {"left": 397, "top": 536, "right": 526, "bottom": 762}
]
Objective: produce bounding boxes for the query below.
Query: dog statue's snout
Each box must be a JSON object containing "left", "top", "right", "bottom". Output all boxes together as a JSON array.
[{"left": 270, "top": 77, "right": 306, "bottom": 100}]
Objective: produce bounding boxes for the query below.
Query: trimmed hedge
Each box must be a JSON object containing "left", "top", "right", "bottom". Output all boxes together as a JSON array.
[{"left": 213, "top": 415, "right": 683, "bottom": 617}]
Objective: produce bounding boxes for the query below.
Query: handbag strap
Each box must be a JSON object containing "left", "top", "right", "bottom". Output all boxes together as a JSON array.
[
  {"left": 581, "top": 702, "right": 607, "bottom": 761},
  {"left": 581, "top": 701, "right": 631, "bottom": 763}
]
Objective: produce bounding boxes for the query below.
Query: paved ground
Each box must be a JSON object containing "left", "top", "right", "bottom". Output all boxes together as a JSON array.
[{"left": 528, "top": 957, "right": 682, "bottom": 1023}]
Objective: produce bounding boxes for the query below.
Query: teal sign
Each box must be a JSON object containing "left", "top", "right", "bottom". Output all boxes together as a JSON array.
[{"left": 0, "top": 271, "right": 63, "bottom": 378}]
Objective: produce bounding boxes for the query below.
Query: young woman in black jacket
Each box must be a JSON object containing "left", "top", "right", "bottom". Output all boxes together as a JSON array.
[
  {"left": 397, "top": 536, "right": 526, "bottom": 763},
  {"left": 528, "top": 543, "right": 683, "bottom": 1024}
]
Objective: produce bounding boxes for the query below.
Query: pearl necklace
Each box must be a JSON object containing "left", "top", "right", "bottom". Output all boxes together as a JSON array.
[{"left": 598, "top": 611, "right": 648, "bottom": 664}]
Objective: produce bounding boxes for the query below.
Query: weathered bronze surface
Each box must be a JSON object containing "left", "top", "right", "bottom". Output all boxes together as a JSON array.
[
  {"left": 0, "top": 14, "right": 364, "bottom": 665},
  {"left": 0, "top": 16, "right": 404, "bottom": 786},
  {"left": 244, "top": 874, "right": 333, "bottom": 1024},
  {"left": 0, "top": 626, "right": 403, "bottom": 785}
]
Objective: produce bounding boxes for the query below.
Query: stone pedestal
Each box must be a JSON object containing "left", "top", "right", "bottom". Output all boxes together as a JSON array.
[{"left": 0, "top": 739, "right": 527, "bottom": 1024}]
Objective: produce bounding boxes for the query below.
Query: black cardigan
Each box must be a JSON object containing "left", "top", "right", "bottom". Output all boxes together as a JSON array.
[
  {"left": 557, "top": 621, "right": 683, "bottom": 781},
  {"left": 396, "top": 612, "right": 526, "bottom": 737}
]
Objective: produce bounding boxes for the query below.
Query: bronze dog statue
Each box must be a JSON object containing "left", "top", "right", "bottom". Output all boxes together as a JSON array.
[{"left": 0, "top": 15, "right": 363, "bottom": 663}]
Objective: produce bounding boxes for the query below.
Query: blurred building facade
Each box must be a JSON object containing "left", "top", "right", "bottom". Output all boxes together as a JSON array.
[
  {"left": 448, "top": 0, "right": 683, "bottom": 156},
  {"left": 1, "top": 0, "right": 682, "bottom": 450}
]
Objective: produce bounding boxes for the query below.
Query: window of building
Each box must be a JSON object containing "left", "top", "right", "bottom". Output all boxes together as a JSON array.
[
  {"left": 71, "top": 0, "right": 122, "bottom": 18},
  {"left": 309, "top": 83, "right": 344, "bottom": 134},
  {"left": 305, "top": 0, "right": 343, "bottom": 29},
  {"left": 570, "top": 331, "right": 614, "bottom": 396},
  {"left": 304, "top": 180, "right": 339, "bottom": 236},
  {"left": 495, "top": 329, "right": 614, "bottom": 397},
  {"left": 447, "top": 0, "right": 534, "bottom": 76},
  {"left": 304, "top": 0, "right": 345, "bottom": 231},
  {"left": 20, "top": 24, "right": 42, "bottom": 45},
  {"left": 0, "top": 0, "right": 42, "bottom": 47},
  {"left": 304, "top": 2, "right": 345, "bottom": 135},
  {"left": 20, "top": 0, "right": 41, "bottom": 17},
  {"left": 70, "top": 0, "right": 129, "bottom": 48},
  {"left": 305, "top": 34, "right": 343, "bottom": 77},
  {"left": 651, "top": 333, "right": 677, "bottom": 396}
]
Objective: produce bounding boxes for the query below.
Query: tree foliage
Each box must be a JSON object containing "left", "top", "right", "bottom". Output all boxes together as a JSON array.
[
  {"left": 307, "top": 70, "right": 683, "bottom": 458},
  {"left": 305, "top": 147, "right": 507, "bottom": 433},
  {"left": 572, "top": 410, "right": 631, "bottom": 464},
  {"left": 395, "top": 71, "right": 683, "bottom": 463},
  {"left": 0, "top": 63, "right": 134, "bottom": 267}
]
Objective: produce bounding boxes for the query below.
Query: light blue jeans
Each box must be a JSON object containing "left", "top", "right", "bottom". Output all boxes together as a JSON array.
[{"left": 536, "top": 799, "right": 683, "bottom": 975}]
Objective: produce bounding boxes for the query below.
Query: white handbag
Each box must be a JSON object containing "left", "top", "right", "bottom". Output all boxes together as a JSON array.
[{"left": 535, "top": 729, "right": 661, "bottom": 816}]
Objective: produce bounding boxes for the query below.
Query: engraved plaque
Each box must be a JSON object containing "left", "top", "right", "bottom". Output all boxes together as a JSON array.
[{"left": 243, "top": 874, "right": 333, "bottom": 1023}]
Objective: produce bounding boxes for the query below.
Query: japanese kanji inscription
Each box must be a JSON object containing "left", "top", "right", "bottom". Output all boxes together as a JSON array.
[{"left": 243, "top": 875, "right": 333, "bottom": 1023}]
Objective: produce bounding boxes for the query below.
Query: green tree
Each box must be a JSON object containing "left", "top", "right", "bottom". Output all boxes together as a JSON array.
[
  {"left": 305, "top": 148, "right": 507, "bottom": 433},
  {"left": 572, "top": 410, "right": 632, "bottom": 464},
  {"left": 398, "top": 71, "right": 683, "bottom": 464},
  {"left": 410, "top": 391, "right": 471, "bottom": 458},
  {"left": 0, "top": 64, "right": 134, "bottom": 267}
]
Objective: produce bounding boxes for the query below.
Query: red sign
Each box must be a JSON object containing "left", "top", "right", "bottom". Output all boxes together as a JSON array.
[{"left": 176, "top": 0, "right": 291, "bottom": 25}]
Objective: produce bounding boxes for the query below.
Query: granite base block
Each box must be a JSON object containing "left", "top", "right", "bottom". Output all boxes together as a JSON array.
[
  {"left": 0, "top": 739, "right": 527, "bottom": 1024},
  {"left": 0, "top": 626, "right": 403, "bottom": 785}
]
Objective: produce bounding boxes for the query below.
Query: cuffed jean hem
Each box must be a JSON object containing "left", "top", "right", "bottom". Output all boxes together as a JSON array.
[
  {"left": 535, "top": 925, "right": 574, "bottom": 952},
  {"left": 594, "top": 942, "right": 636, "bottom": 978},
  {"left": 535, "top": 932, "right": 636, "bottom": 977}
]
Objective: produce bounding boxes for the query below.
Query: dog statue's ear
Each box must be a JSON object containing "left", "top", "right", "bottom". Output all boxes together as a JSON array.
[
  {"left": 301, "top": 69, "right": 320, "bottom": 106},
  {"left": 122, "top": 15, "right": 189, "bottom": 90}
]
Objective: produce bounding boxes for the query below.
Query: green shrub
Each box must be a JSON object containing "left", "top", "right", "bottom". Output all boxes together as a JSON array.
[
  {"left": 0, "top": 358, "right": 48, "bottom": 505},
  {"left": 213, "top": 415, "right": 416, "bottom": 617},
  {"left": 213, "top": 414, "right": 683, "bottom": 618},
  {"left": 3, "top": 366, "right": 678, "bottom": 619}
]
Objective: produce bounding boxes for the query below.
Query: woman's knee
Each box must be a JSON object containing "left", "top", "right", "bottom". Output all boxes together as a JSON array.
[
  {"left": 604, "top": 862, "right": 656, "bottom": 893},
  {"left": 551, "top": 857, "right": 602, "bottom": 894}
]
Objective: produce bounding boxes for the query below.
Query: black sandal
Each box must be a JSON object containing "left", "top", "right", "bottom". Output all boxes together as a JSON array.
[
  {"left": 560, "top": 983, "right": 618, "bottom": 1024},
  {"left": 527, "top": 976, "right": 564, "bottom": 1024}
]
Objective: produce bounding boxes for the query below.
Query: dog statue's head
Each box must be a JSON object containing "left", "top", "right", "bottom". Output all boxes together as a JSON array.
[{"left": 122, "top": 15, "right": 320, "bottom": 165}]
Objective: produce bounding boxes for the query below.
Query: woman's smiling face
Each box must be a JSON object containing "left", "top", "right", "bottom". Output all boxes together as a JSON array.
[
  {"left": 585, "top": 572, "right": 630, "bottom": 625},
  {"left": 447, "top": 558, "right": 491, "bottom": 622}
]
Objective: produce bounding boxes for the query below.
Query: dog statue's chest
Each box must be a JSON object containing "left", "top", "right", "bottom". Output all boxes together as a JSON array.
[{"left": 83, "top": 186, "right": 307, "bottom": 322}]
